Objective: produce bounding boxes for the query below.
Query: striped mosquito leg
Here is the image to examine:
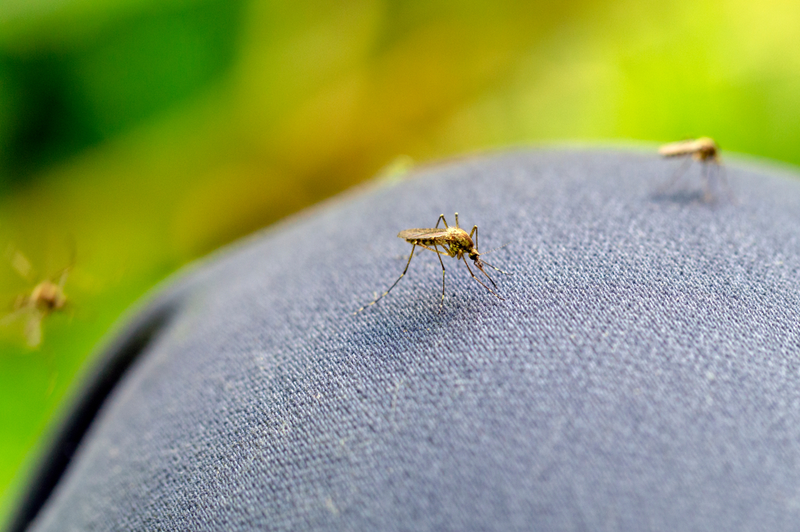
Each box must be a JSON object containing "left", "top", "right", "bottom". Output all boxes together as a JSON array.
[
  {"left": 433, "top": 243, "right": 447, "bottom": 309},
  {"left": 355, "top": 244, "right": 417, "bottom": 314},
  {"left": 469, "top": 225, "right": 479, "bottom": 250},
  {"left": 658, "top": 156, "right": 692, "bottom": 196},
  {"left": 717, "top": 164, "right": 736, "bottom": 204},
  {"left": 702, "top": 162, "right": 713, "bottom": 203}
]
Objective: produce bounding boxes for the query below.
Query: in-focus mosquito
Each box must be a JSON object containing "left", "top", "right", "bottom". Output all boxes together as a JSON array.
[
  {"left": 355, "top": 213, "right": 508, "bottom": 313},
  {"left": 657, "top": 137, "right": 732, "bottom": 202}
]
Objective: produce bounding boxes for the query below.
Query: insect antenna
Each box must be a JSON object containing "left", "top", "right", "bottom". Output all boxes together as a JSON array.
[{"left": 480, "top": 243, "right": 510, "bottom": 257}]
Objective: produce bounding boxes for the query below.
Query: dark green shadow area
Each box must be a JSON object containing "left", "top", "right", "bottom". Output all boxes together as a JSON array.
[{"left": 0, "top": 0, "right": 245, "bottom": 184}]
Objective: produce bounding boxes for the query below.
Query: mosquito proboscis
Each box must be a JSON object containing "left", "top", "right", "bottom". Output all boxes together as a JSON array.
[{"left": 355, "top": 213, "right": 508, "bottom": 313}]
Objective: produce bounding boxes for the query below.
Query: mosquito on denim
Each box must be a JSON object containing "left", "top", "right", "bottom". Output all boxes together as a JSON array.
[
  {"left": 657, "top": 137, "right": 732, "bottom": 202},
  {"left": 355, "top": 213, "right": 508, "bottom": 313}
]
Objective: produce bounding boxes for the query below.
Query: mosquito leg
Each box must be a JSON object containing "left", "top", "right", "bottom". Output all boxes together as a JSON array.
[
  {"left": 462, "top": 257, "right": 504, "bottom": 300},
  {"left": 469, "top": 225, "right": 479, "bottom": 250},
  {"left": 718, "top": 164, "right": 735, "bottom": 204},
  {"left": 657, "top": 157, "right": 692, "bottom": 196},
  {"left": 0, "top": 307, "right": 28, "bottom": 326},
  {"left": 709, "top": 162, "right": 718, "bottom": 198},
  {"left": 454, "top": 212, "right": 460, "bottom": 229},
  {"left": 702, "top": 162, "right": 713, "bottom": 203},
  {"left": 433, "top": 243, "right": 447, "bottom": 309},
  {"left": 435, "top": 214, "right": 449, "bottom": 229},
  {"left": 355, "top": 244, "right": 417, "bottom": 314},
  {"left": 417, "top": 244, "right": 449, "bottom": 255}
]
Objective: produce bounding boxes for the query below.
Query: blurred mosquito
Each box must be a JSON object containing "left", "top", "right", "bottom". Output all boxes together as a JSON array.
[
  {"left": 657, "top": 137, "right": 732, "bottom": 202},
  {"left": 1, "top": 245, "right": 73, "bottom": 347},
  {"left": 355, "top": 213, "right": 508, "bottom": 313}
]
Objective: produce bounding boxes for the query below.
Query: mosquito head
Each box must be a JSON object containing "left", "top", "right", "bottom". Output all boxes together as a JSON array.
[
  {"left": 694, "top": 137, "right": 719, "bottom": 161},
  {"left": 469, "top": 249, "right": 481, "bottom": 263}
]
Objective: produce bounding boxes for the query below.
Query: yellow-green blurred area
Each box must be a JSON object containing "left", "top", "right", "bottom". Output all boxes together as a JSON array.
[{"left": 2, "top": 0, "right": 800, "bottom": 522}]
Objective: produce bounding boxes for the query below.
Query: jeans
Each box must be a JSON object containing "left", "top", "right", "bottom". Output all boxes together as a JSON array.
[{"left": 15, "top": 150, "right": 800, "bottom": 531}]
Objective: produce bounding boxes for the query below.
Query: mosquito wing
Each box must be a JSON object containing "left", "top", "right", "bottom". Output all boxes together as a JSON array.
[
  {"left": 659, "top": 139, "right": 702, "bottom": 157},
  {"left": 0, "top": 306, "right": 42, "bottom": 347},
  {"left": 24, "top": 312, "right": 43, "bottom": 348},
  {"left": 0, "top": 306, "right": 29, "bottom": 327},
  {"left": 6, "top": 247, "right": 36, "bottom": 283},
  {"left": 397, "top": 228, "right": 449, "bottom": 241}
]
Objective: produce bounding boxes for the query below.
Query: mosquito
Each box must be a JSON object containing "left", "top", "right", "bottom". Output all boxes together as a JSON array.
[
  {"left": 657, "top": 137, "right": 731, "bottom": 202},
  {"left": 355, "top": 213, "right": 508, "bottom": 313},
  {"left": 1, "top": 246, "right": 72, "bottom": 347}
]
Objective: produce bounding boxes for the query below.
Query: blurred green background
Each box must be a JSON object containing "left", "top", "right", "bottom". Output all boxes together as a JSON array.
[{"left": 2, "top": 0, "right": 800, "bottom": 523}]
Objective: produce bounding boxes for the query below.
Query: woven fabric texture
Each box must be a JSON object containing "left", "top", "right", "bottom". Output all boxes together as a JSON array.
[{"left": 26, "top": 149, "right": 800, "bottom": 531}]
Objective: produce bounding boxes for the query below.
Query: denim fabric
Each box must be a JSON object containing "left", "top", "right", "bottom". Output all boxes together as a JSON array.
[{"left": 21, "top": 150, "right": 800, "bottom": 531}]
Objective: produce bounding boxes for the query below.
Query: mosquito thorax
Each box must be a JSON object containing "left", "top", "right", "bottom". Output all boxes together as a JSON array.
[
  {"left": 449, "top": 227, "right": 474, "bottom": 248},
  {"left": 694, "top": 137, "right": 718, "bottom": 161},
  {"left": 31, "top": 281, "right": 65, "bottom": 311}
]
